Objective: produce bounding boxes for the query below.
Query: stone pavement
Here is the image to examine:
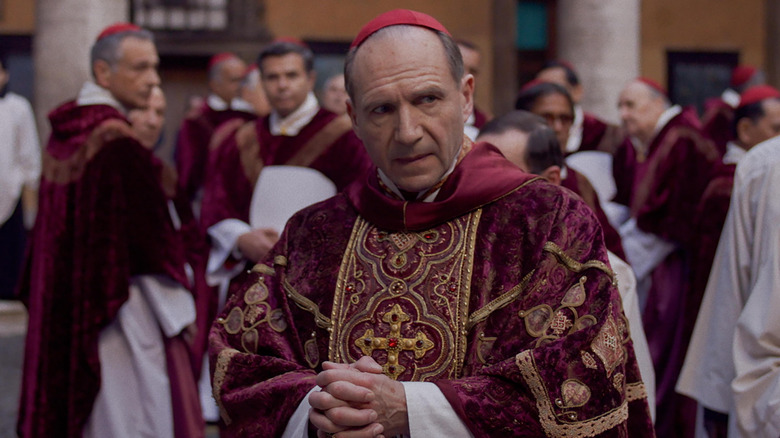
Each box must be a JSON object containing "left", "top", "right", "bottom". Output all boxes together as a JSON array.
[
  {"left": 0, "top": 300, "right": 220, "bottom": 438},
  {"left": 0, "top": 300, "right": 26, "bottom": 438}
]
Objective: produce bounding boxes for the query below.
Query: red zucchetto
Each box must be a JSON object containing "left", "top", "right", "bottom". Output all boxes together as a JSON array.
[
  {"left": 96, "top": 22, "right": 142, "bottom": 42},
  {"left": 636, "top": 77, "right": 667, "bottom": 97},
  {"left": 731, "top": 65, "right": 758, "bottom": 88},
  {"left": 272, "top": 36, "right": 309, "bottom": 48},
  {"left": 737, "top": 84, "right": 780, "bottom": 108},
  {"left": 520, "top": 79, "right": 546, "bottom": 92},
  {"left": 350, "top": 9, "right": 451, "bottom": 49},
  {"left": 208, "top": 52, "right": 240, "bottom": 70}
]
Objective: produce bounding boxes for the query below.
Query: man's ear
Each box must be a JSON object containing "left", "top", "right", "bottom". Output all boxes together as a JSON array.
[
  {"left": 461, "top": 74, "right": 475, "bottom": 123},
  {"left": 736, "top": 117, "right": 754, "bottom": 146},
  {"left": 570, "top": 84, "right": 584, "bottom": 104},
  {"left": 345, "top": 98, "right": 361, "bottom": 138},
  {"left": 540, "top": 165, "right": 562, "bottom": 186},
  {"left": 93, "top": 60, "right": 112, "bottom": 88},
  {"left": 307, "top": 70, "right": 317, "bottom": 91}
]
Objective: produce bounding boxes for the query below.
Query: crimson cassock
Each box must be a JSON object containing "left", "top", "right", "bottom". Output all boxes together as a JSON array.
[
  {"left": 561, "top": 167, "right": 626, "bottom": 260},
  {"left": 577, "top": 112, "right": 624, "bottom": 155},
  {"left": 473, "top": 106, "right": 489, "bottom": 128},
  {"left": 194, "top": 109, "right": 371, "bottom": 369},
  {"left": 209, "top": 143, "right": 655, "bottom": 437},
  {"left": 175, "top": 103, "right": 256, "bottom": 203},
  {"left": 612, "top": 106, "right": 720, "bottom": 437},
  {"left": 700, "top": 97, "right": 733, "bottom": 157},
  {"left": 16, "top": 102, "right": 200, "bottom": 437},
  {"left": 687, "top": 162, "right": 735, "bottom": 344}
]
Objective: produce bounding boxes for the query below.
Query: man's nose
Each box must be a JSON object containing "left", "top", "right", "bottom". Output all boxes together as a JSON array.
[
  {"left": 394, "top": 105, "right": 422, "bottom": 145},
  {"left": 149, "top": 69, "right": 161, "bottom": 87}
]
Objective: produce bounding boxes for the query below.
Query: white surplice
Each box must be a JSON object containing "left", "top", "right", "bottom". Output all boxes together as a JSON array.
[{"left": 677, "top": 137, "right": 780, "bottom": 437}]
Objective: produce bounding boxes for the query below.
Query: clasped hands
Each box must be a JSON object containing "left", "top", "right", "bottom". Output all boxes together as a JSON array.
[
  {"left": 309, "top": 356, "right": 410, "bottom": 438},
  {"left": 236, "top": 227, "right": 279, "bottom": 263}
]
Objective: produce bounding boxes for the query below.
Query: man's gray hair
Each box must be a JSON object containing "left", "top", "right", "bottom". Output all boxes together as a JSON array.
[
  {"left": 343, "top": 25, "right": 464, "bottom": 100},
  {"left": 90, "top": 28, "right": 154, "bottom": 79}
]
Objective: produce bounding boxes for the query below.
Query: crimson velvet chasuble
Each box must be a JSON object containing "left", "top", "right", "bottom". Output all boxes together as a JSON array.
[{"left": 209, "top": 143, "right": 655, "bottom": 437}]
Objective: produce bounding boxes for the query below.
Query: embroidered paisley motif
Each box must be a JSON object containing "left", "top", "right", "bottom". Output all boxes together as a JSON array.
[
  {"left": 590, "top": 304, "right": 627, "bottom": 377},
  {"left": 518, "top": 275, "right": 594, "bottom": 347},
  {"left": 217, "top": 276, "right": 286, "bottom": 353}
]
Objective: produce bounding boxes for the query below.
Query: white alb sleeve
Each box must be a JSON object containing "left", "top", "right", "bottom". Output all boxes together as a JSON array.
[{"left": 403, "top": 381, "right": 473, "bottom": 437}]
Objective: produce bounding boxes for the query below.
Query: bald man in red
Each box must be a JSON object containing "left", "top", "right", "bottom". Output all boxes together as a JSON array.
[{"left": 209, "top": 10, "right": 654, "bottom": 438}]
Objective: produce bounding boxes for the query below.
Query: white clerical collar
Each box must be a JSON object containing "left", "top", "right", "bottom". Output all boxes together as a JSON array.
[
  {"left": 269, "top": 92, "right": 319, "bottom": 136},
  {"left": 464, "top": 111, "right": 479, "bottom": 141},
  {"left": 654, "top": 105, "right": 682, "bottom": 137},
  {"left": 565, "top": 105, "right": 585, "bottom": 153},
  {"left": 722, "top": 88, "right": 740, "bottom": 108},
  {"left": 76, "top": 82, "right": 128, "bottom": 114},
  {"left": 207, "top": 94, "right": 230, "bottom": 111},
  {"left": 723, "top": 141, "right": 747, "bottom": 165},
  {"left": 630, "top": 105, "right": 681, "bottom": 152},
  {"left": 377, "top": 142, "right": 464, "bottom": 203},
  {"left": 207, "top": 94, "right": 254, "bottom": 113}
]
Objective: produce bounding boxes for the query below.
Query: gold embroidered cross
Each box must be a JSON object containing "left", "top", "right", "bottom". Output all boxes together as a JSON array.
[{"left": 355, "top": 304, "right": 435, "bottom": 379}]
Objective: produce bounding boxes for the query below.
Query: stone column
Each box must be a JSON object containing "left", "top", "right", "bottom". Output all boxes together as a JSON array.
[
  {"left": 490, "top": 0, "right": 519, "bottom": 117},
  {"left": 556, "top": 0, "right": 640, "bottom": 124},
  {"left": 34, "top": 0, "right": 128, "bottom": 138}
]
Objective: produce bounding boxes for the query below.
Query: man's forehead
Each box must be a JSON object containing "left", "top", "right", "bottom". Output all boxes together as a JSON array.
[
  {"left": 351, "top": 27, "right": 448, "bottom": 84},
  {"left": 261, "top": 53, "right": 305, "bottom": 70}
]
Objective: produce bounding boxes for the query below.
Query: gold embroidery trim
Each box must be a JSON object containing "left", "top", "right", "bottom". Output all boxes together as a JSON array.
[
  {"left": 467, "top": 269, "right": 535, "bottom": 331},
  {"left": 543, "top": 242, "right": 615, "bottom": 283},
  {"left": 213, "top": 348, "right": 240, "bottom": 425},
  {"left": 454, "top": 209, "right": 482, "bottom": 377},
  {"left": 251, "top": 263, "right": 275, "bottom": 276},
  {"left": 274, "top": 255, "right": 288, "bottom": 267},
  {"left": 625, "top": 381, "right": 648, "bottom": 402},
  {"left": 330, "top": 217, "right": 367, "bottom": 361},
  {"left": 282, "top": 277, "right": 332, "bottom": 329},
  {"left": 515, "top": 350, "right": 628, "bottom": 437}
]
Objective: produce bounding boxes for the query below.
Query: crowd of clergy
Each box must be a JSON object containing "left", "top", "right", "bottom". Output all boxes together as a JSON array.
[{"left": 2, "top": 9, "right": 780, "bottom": 438}]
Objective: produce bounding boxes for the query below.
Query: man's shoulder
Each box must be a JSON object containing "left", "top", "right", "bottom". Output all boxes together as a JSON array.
[
  {"left": 306, "top": 110, "right": 353, "bottom": 135},
  {"left": 486, "top": 177, "right": 588, "bottom": 220},
  {"left": 658, "top": 108, "right": 717, "bottom": 155},
  {"left": 738, "top": 137, "right": 780, "bottom": 180},
  {"left": 2, "top": 91, "right": 32, "bottom": 109}
]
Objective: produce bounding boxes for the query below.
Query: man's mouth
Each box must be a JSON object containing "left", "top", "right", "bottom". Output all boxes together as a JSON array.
[{"left": 395, "top": 153, "right": 430, "bottom": 164}]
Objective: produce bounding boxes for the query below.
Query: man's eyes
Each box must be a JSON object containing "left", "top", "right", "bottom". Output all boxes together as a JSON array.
[
  {"left": 418, "top": 95, "right": 438, "bottom": 104},
  {"left": 371, "top": 104, "right": 392, "bottom": 115}
]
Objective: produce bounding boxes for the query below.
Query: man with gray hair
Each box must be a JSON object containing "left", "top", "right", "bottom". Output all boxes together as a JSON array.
[
  {"left": 613, "top": 77, "right": 720, "bottom": 437},
  {"left": 175, "top": 52, "right": 256, "bottom": 210},
  {"left": 209, "top": 10, "right": 654, "bottom": 437},
  {"left": 17, "top": 23, "right": 203, "bottom": 438}
]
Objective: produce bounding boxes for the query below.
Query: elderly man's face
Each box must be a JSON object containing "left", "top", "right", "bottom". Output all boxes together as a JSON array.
[
  {"left": 211, "top": 57, "right": 247, "bottom": 103},
  {"left": 618, "top": 81, "right": 665, "bottom": 142},
  {"left": 129, "top": 87, "right": 166, "bottom": 149},
  {"left": 347, "top": 27, "right": 474, "bottom": 192},
  {"left": 321, "top": 74, "right": 348, "bottom": 115},
  {"left": 100, "top": 37, "right": 160, "bottom": 110}
]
